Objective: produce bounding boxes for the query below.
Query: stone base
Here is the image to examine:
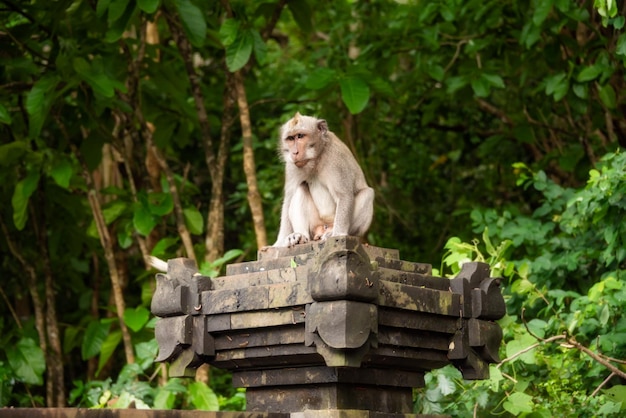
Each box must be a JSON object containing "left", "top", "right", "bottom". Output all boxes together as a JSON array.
[
  {"left": 291, "top": 410, "right": 450, "bottom": 418},
  {"left": 234, "top": 366, "right": 424, "bottom": 414},
  {"left": 246, "top": 385, "right": 412, "bottom": 414}
]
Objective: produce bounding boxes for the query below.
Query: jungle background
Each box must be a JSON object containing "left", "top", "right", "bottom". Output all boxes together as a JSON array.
[{"left": 1, "top": 0, "right": 626, "bottom": 416}]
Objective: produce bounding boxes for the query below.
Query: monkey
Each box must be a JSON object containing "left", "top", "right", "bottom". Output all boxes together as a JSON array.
[{"left": 273, "top": 112, "right": 374, "bottom": 247}]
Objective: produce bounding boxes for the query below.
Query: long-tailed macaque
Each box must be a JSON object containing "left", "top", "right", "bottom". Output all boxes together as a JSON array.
[{"left": 273, "top": 112, "right": 374, "bottom": 247}]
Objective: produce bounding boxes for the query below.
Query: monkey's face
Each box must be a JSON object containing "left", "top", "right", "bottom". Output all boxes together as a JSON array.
[
  {"left": 280, "top": 113, "right": 325, "bottom": 168},
  {"left": 282, "top": 131, "right": 319, "bottom": 167}
]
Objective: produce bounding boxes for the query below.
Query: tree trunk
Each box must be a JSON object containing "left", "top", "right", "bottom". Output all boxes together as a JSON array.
[
  {"left": 35, "top": 192, "right": 65, "bottom": 406},
  {"left": 206, "top": 72, "right": 236, "bottom": 262},
  {"left": 234, "top": 70, "right": 267, "bottom": 249}
]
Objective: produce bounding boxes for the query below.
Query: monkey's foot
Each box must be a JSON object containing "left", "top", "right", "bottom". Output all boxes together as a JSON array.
[{"left": 286, "top": 232, "right": 309, "bottom": 247}]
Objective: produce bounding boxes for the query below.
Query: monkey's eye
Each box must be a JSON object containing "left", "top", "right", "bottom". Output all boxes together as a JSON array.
[
  {"left": 296, "top": 133, "right": 305, "bottom": 139},
  {"left": 286, "top": 135, "right": 294, "bottom": 141}
]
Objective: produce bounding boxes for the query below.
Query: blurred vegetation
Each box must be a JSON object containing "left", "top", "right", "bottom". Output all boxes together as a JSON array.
[{"left": 0, "top": 0, "right": 625, "bottom": 415}]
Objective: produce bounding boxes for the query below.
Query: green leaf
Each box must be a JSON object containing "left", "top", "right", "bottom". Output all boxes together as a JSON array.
[
  {"left": 577, "top": 65, "right": 603, "bottom": 82},
  {"left": 175, "top": 0, "right": 207, "bottom": 47},
  {"left": 137, "top": 0, "right": 160, "bottom": 13},
  {"left": 123, "top": 306, "right": 150, "bottom": 332},
  {"left": 251, "top": 29, "right": 267, "bottom": 65},
  {"left": 6, "top": 338, "right": 45, "bottom": 385},
  {"left": 154, "top": 390, "right": 177, "bottom": 409},
  {"left": 151, "top": 237, "right": 179, "bottom": 258},
  {"left": 471, "top": 76, "right": 490, "bottom": 97},
  {"left": 73, "top": 58, "right": 115, "bottom": 97},
  {"left": 616, "top": 34, "right": 626, "bottom": 56},
  {"left": 103, "top": 200, "right": 128, "bottom": 224},
  {"left": 82, "top": 319, "right": 111, "bottom": 360},
  {"left": 545, "top": 72, "right": 569, "bottom": 101},
  {"left": 133, "top": 204, "right": 158, "bottom": 236},
  {"left": 26, "top": 75, "right": 59, "bottom": 138},
  {"left": 0, "top": 103, "right": 11, "bottom": 125},
  {"left": 12, "top": 170, "right": 40, "bottom": 230},
  {"left": 135, "top": 339, "right": 159, "bottom": 368},
  {"left": 107, "top": 0, "right": 128, "bottom": 24},
  {"left": 96, "top": 330, "right": 122, "bottom": 377},
  {"left": 604, "top": 385, "right": 626, "bottom": 404},
  {"left": 96, "top": 0, "right": 111, "bottom": 17},
  {"left": 533, "top": 0, "right": 554, "bottom": 25},
  {"left": 305, "top": 67, "right": 337, "bottom": 90},
  {"left": 505, "top": 333, "right": 537, "bottom": 364},
  {"left": 183, "top": 206, "right": 204, "bottom": 235},
  {"left": 188, "top": 381, "right": 219, "bottom": 410},
  {"left": 50, "top": 157, "right": 73, "bottom": 188},
  {"left": 503, "top": 391, "right": 534, "bottom": 414},
  {"left": 288, "top": 0, "right": 313, "bottom": 33},
  {"left": 226, "top": 29, "right": 254, "bottom": 72},
  {"left": 340, "top": 76, "right": 370, "bottom": 114},
  {"left": 148, "top": 192, "right": 174, "bottom": 216},
  {"left": 219, "top": 18, "right": 239, "bottom": 47},
  {"left": 0, "top": 141, "right": 28, "bottom": 166},
  {"left": 445, "top": 76, "right": 468, "bottom": 93},
  {"left": 104, "top": 0, "right": 136, "bottom": 42},
  {"left": 598, "top": 83, "right": 616, "bottom": 109},
  {"left": 520, "top": 21, "right": 541, "bottom": 48},
  {"left": 427, "top": 65, "right": 444, "bottom": 82},
  {"left": 483, "top": 73, "right": 504, "bottom": 88}
]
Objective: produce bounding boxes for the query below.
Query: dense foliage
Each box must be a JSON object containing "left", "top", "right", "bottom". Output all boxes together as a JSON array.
[{"left": 0, "top": 0, "right": 624, "bottom": 415}]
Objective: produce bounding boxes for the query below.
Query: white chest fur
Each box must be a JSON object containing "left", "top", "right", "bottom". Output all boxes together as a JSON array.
[{"left": 307, "top": 179, "right": 336, "bottom": 221}]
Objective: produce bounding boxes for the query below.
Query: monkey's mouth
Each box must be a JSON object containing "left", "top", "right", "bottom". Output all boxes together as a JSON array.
[{"left": 294, "top": 159, "right": 310, "bottom": 168}]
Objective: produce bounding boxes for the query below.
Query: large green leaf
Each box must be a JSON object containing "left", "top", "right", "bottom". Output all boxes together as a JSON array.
[
  {"left": 251, "top": 29, "right": 267, "bottom": 65},
  {"left": 107, "top": 0, "right": 129, "bottom": 24},
  {"left": 26, "top": 75, "right": 59, "bottom": 138},
  {"left": 11, "top": 169, "right": 40, "bottom": 230},
  {"left": 305, "top": 68, "right": 337, "bottom": 90},
  {"left": 123, "top": 306, "right": 150, "bottom": 332},
  {"left": 0, "top": 141, "right": 28, "bottom": 166},
  {"left": 49, "top": 157, "right": 73, "bottom": 189},
  {"left": 287, "top": 0, "right": 313, "bottom": 32},
  {"left": 133, "top": 203, "right": 158, "bottom": 236},
  {"left": 175, "top": 0, "right": 206, "bottom": 47},
  {"left": 73, "top": 58, "right": 116, "bottom": 97},
  {"left": 96, "top": 330, "right": 122, "bottom": 377},
  {"left": 339, "top": 76, "right": 370, "bottom": 114},
  {"left": 137, "top": 0, "right": 160, "bottom": 13},
  {"left": 6, "top": 338, "right": 45, "bottom": 385},
  {"left": 183, "top": 206, "right": 204, "bottom": 235},
  {"left": 503, "top": 391, "right": 534, "bottom": 414},
  {"left": 219, "top": 18, "right": 239, "bottom": 47},
  {"left": 598, "top": 83, "right": 616, "bottom": 109},
  {"left": 188, "top": 381, "right": 219, "bottom": 410},
  {"left": 81, "top": 319, "right": 111, "bottom": 360},
  {"left": 226, "top": 30, "right": 254, "bottom": 72},
  {"left": 147, "top": 191, "right": 174, "bottom": 216},
  {"left": 616, "top": 33, "right": 626, "bottom": 56},
  {"left": 104, "top": 0, "right": 137, "bottom": 42},
  {"left": 0, "top": 103, "right": 11, "bottom": 125},
  {"left": 576, "top": 65, "right": 603, "bottom": 82}
]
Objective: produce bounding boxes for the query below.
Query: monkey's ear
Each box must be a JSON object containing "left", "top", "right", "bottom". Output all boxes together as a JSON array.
[{"left": 317, "top": 119, "right": 328, "bottom": 134}]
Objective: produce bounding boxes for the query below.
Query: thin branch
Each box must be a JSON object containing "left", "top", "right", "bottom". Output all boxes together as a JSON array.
[
  {"left": 497, "top": 334, "right": 566, "bottom": 367},
  {"left": 589, "top": 372, "right": 615, "bottom": 398}
]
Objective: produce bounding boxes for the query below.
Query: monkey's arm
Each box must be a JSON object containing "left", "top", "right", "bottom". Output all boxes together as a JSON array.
[
  {"left": 273, "top": 191, "right": 294, "bottom": 246},
  {"left": 331, "top": 191, "right": 356, "bottom": 237}
]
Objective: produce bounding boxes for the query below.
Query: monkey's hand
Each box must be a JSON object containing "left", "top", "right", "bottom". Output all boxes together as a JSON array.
[{"left": 286, "top": 232, "right": 309, "bottom": 247}]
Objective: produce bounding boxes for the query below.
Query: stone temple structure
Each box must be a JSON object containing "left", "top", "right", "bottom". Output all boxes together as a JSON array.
[{"left": 151, "top": 236, "right": 505, "bottom": 417}]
